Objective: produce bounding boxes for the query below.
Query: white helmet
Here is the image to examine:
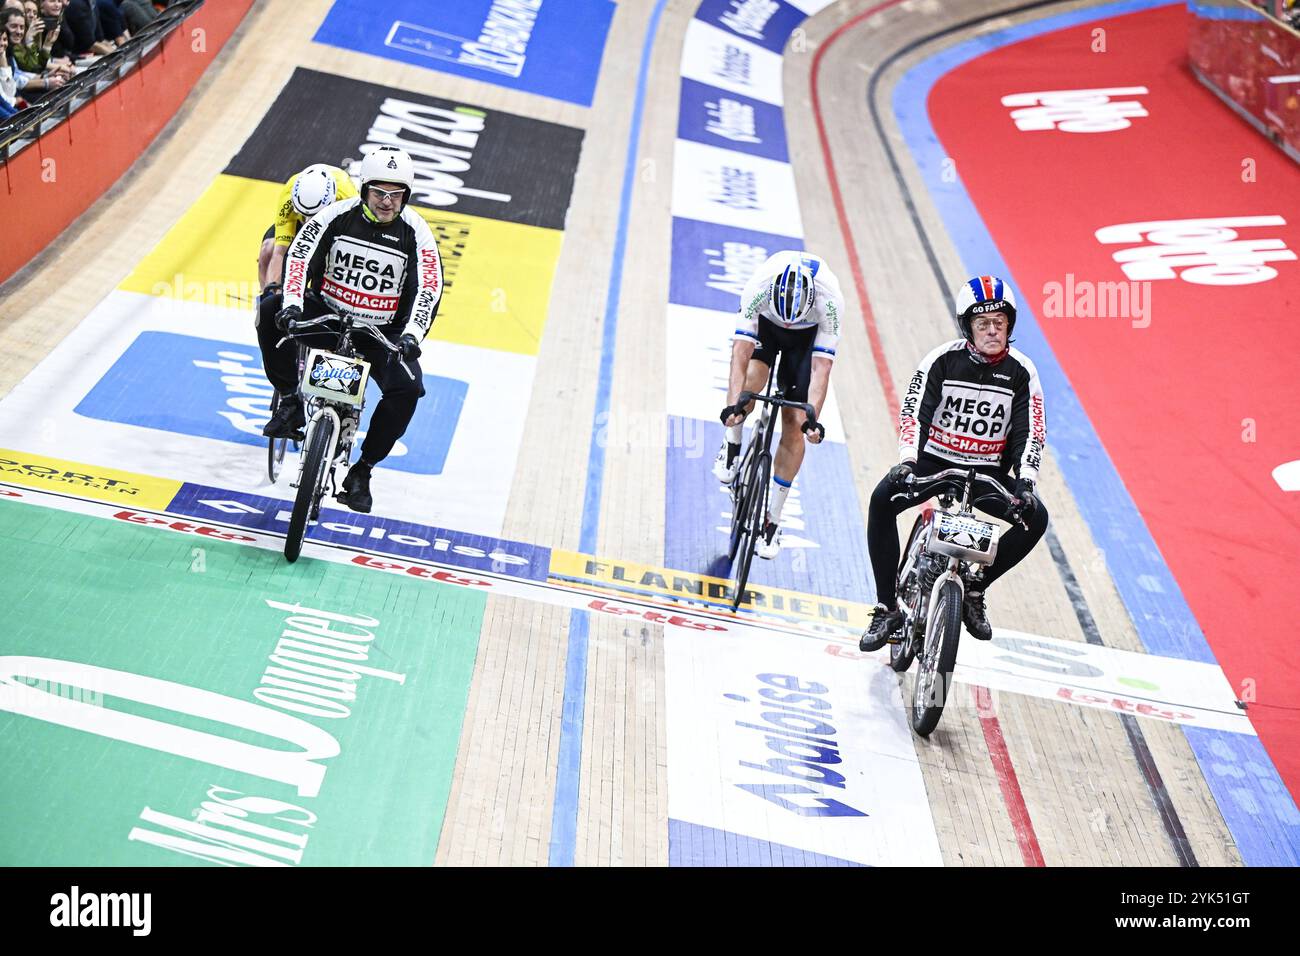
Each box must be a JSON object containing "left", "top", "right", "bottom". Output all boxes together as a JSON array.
[
  {"left": 360, "top": 146, "right": 416, "bottom": 206},
  {"left": 291, "top": 164, "right": 338, "bottom": 217}
]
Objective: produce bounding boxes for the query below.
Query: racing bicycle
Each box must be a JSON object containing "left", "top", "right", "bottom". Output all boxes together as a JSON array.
[
  {"left": 724, "top": 365, "right": 820, "bottom": 610},
  {"left": 885, "top": 468, "right": 1028, "bottom": 736},
  {"left": 276, "top": 311, "right": 407, "bottom": 562}
]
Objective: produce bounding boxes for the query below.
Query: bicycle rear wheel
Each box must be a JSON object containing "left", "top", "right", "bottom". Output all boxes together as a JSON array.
[
  {"left": 890, "top": 514, "right": 929, "bottom": 673},
  {"left": 285, "top": 414, "right": 335, "bottom": 563},
  {"left": 732, "top": 451, "right": 770, "bottom": 610},
  {"left": 889, "top": 618, "right": 918, "bottom": 673},
  {"left": 267, "top": 391, "right": 288, "bottom": 482},
  {"left": 911, "top": 578, "right": 962, "bottom": 736}
]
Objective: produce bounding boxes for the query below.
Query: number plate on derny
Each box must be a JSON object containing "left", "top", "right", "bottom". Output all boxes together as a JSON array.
[
  {"left": 301, "top": 349, "right": 371, "bottom": 406},
  {"left": 934, "top": 513, "right": 997, "bottom": 554}
]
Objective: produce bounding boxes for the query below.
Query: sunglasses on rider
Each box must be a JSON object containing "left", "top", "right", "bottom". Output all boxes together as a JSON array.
[{"left": 367, "top": 186, "right": 406, "bottom": 203}]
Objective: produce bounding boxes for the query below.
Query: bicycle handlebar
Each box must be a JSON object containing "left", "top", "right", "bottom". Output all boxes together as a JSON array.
[
  {"left": 734, "top": 390, "right": 818, "bottom": 426},
  {"left": 281, "top": 312, "right": 402, "bottom": 354},
  {"left": 892, "top": 467, "right": 1029, "bottom": 529}
]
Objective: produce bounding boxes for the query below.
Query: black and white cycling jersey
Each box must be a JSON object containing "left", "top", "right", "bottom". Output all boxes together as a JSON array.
[
  {"left": 282, "top": 199, "right": 443, "bottom": 341},
  {"left": 898, "top": 339, "right": 1046, "bottom": 481}
]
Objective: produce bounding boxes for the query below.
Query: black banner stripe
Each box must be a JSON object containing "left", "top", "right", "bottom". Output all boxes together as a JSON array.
[{"left": 226, "top": 68, "right": 583, "bottom": 231}]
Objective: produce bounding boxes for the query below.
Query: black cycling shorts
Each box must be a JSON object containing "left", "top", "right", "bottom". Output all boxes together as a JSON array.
[
  {"left": 750, "top": 321, "right": 818, "bottom": 403},
  {"left": 262, "top": 224, "right": 275, "bottom": 243}
]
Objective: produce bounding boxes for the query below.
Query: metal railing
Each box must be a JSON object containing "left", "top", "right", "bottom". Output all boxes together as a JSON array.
[{"left": 0, "top": 0, "right": 205, "bottom": 162}]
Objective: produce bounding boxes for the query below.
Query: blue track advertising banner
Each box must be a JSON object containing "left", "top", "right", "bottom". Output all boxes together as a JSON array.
[{"left": 313, "top": 0, "right": 616, "bottom": 107}]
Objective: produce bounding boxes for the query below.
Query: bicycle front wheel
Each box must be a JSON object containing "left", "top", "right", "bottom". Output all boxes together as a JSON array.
[
  {"left": 728, "top": 441, "right": 756, "bottom": 562},
  {"left": 911, "top": 578, "right": 962, "bottom": 736},
  {"left": 732, "top": 452, "right": 770, "bottom": 610},
  {"left": 285, "top": 414, "right": 335, "bottom": 563}
]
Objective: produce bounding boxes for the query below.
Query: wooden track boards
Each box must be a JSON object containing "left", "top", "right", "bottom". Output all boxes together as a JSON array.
[{"left": 0, "top": 0, "right": 1243, "bottom": 865}]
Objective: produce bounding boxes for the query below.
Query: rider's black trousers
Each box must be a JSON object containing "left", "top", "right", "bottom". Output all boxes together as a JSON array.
[
  {"left": 256, "top": 293, "right": 424, "bottom": 465},
  {"left": 867, "top": 456, "right": 1049, "bottom": 606}
]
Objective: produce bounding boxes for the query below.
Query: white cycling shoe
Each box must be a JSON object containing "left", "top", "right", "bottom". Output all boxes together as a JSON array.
[
  {"left": 712, "top": 441, "right": 740, "bottom": 483},
  {"left": 756, "top": 520, "right": 781, "bottom": 560}
]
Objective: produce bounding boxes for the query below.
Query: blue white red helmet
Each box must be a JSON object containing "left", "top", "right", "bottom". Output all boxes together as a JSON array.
[
  {"left": 955, "top": 275, "right": 1017, "bottom": 340},
  {"left": 769, "top": 257, "right": 818, "bottom": 324},
  {"left": 291, "top": 164, "right": 338, "bottom": 217}
]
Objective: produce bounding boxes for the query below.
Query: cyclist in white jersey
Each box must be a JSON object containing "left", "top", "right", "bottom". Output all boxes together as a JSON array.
[{"left": 714, "top": 250, "right": 844, "bottom": 559}]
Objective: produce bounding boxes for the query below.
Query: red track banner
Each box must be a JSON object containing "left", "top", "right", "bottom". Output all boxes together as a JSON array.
[
  {"left": 0, "top": 1, "right": 256, "bottom": 284},
  {"left": 930, "top": 4, "right": 1300, "bottom": 795}
]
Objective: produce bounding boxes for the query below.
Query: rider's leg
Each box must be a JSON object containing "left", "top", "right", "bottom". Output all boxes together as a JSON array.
[
  {"left": 258, "top": 297, "right": 336, "bottom": 438},
  {"left": 771, "top": 404, "right": 806, "bottom": 520},
  {"left": 339, "top": 348, "right": 423, "bottom": 513},
  {"left": 257, "top": 225, "right": 276, "bottom": 290},
  {"left": 755, "top": 405, "right": 806, "bottom": 559},
  {"left": 727, "top": 358, "right": 771, "bottom": 437},
  {"left": 255, "top": 294, "right": 337, "bottom": 392},
  {"left": 975, "top": 495, "right": 1050, "bottom": 588},
  {"left": 764, "top": 330, "right": 814, "bottom": 529},
  {"left": 866, "top": 473, "right": 915, "bottom": 607},
  {"left": 254, "top": 292, "right": 296, "bottom": 395},
  {"left": 715, "top": 358, "right": 772, "bottom": 481},
  {"left": 358, "top": 348, "right": 424, "bottom": 466},
  {"left": 860, "top": 473, "right": 922, "bottom": 649},
  {"left": 960, "top": 488, "right": 1049, "bottom": 641}
]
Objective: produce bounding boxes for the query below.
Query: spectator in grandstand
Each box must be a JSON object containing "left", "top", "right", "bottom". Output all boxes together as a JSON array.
[
  {"left": 116, "top": 0, "right": 156, "bottom": 33},
  {"left": 40, "top": 0, "right": 108, "bottom": 60},
  {"left": 5, "top": 5, "right": 59, "bottom": 73},
  {"left": 1, "top": 0, "right": 23, "bottom": 33},
  {"left": 4, "top": 20, "right": 66, "bottom": 102},
  {"left": 62, "top": 0, "right": 118, "bottom": 56},
  {"left": 94, "top": 0, "right": 128, "bottom": 47},
  {"left": 38, "top": 0, "right": 74, "bottom": 59},
  {"left": 0, "top": 24, "right": 21, "bottom": 117},
  {"left": 3, "top": 8, "right": 29, "bottom": 57}
]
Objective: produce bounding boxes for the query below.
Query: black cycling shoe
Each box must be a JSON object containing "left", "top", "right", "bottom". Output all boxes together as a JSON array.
[
  {"left": 337, "top": 461, "right": 373, "bottom": 514},
  {"left": 963, "top": 589, "right": 993, "bottom": 641},
  {"left": 263, "top": 394, "right": 305, "bottom": 440},
  {"left": 860, "top": 603, "right": 904, "bottom": 652}
]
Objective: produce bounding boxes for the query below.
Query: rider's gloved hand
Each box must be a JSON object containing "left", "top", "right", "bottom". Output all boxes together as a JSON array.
[
  {"left": 1013, "top": 477, "right": 1040, "bottom": 517},
  {"left": 719, "top": 402, "right": 746, "bottom": 426},
  {"left": 888, "top": 461, "right": 914, "bottom": 486},
  {"left": 398, "top": 333, "right": 422, "bottom": 360},
  {"left": 801, "top": 418, "right": 825, "bottom": 443},
  {"left": 275, "top": 305, "right": 302, "bottom": 333}
]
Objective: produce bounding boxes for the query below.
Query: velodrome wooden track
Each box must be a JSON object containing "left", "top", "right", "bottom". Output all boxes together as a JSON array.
[{"left": 0, "top": 0, "right": 1257, "bottom": 866}]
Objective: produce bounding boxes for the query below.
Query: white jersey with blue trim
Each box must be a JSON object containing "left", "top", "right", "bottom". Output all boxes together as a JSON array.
[{"left": 734, "top": 251, "right": 844, "bottom": 361}]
